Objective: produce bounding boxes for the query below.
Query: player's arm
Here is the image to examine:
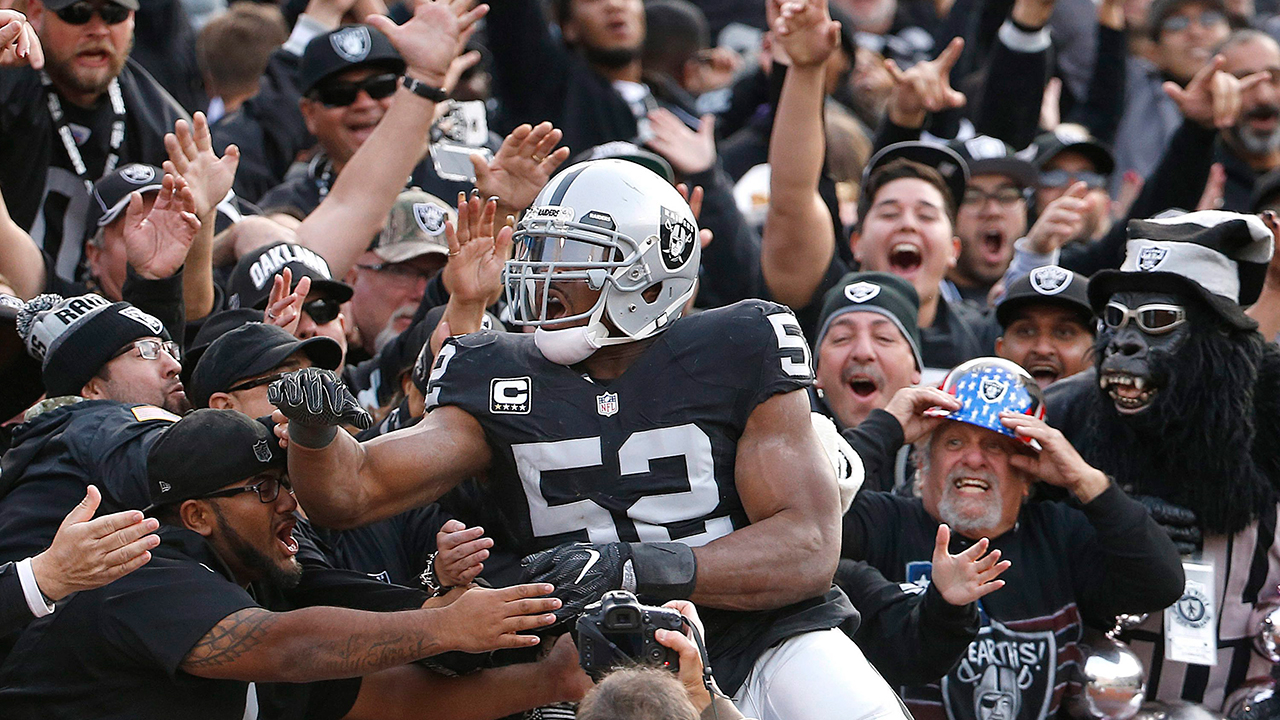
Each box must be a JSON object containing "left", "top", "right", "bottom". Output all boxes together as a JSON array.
[
  {"left": 270, "top": 369, "right": 491, "bottom": 529},
  {"left": 691, "top": 387, "right": 841, "bottom": 610},
  {"left": 181, "top": 584, "right": 558, "bottom": 683}
]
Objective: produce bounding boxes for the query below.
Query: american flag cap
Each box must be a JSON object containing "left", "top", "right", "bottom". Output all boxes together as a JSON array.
[{"left": 934, "top": 358, "right": 1046, "bottom": 448}]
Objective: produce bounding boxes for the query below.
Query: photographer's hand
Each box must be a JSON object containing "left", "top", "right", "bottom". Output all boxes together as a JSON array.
[{"left": 656, "top": 600, "right": 716, "bottom": 715}]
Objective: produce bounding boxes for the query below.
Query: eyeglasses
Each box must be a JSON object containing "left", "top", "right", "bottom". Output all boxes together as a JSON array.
[
  {"left": 1161, "top": 9, "right": 1226, "bottom": 33},
  {"left": 961, "top": 186, "right": 1025, "bottom": 207},
  {"left": 55, "top": 1, "right": 131, "bottom": 25},
  {"left": 356, "top": 262, "right": 434, "bottom": 286},
  {"left": 112, "top": 339, "right": 182, "bottom": 363},
  {"left": 1039, "top": 169, "right": 1107, "bottom": 189},
  {"left": 303, "top": 297, "right": 341, "bottom": 325},
  {"left": 1102, "top": 301, "right": 1187, "bottom": 334},
  {"left": 227, "top": 372, "right": 287, "bottom": 394},
  {"left": 308, "top": 73, "right": 399, "bottom": 108},
  {"left": 201, "top": 476, "right": 292, "bottom": 504}
]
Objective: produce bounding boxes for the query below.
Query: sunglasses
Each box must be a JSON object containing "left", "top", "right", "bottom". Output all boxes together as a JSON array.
[
  {"left": 1161, "top": 9, "right": 1226, "bottom": 33},
  {"left": 309, "top": 72, "right": 399, "bottom": 108},
  {"left": 227, "top": 372, "right": 287, "bottom": 394},
  {"left": 201, "top": 476, "right": 292, "bottom": 504},
  {"left": 1039, "top": 169, "right": 1107, "bottom": 189},
  {"left": 1102, "top": 301, "right": 1187, "bottom": 334},
  {"left": 303, "top": 297, "right": 341, "bottom": 325},
  {"left": 112, "top": 338, "right": 182, "bottom": 363},
  {"left": 55, "top": 1, "right": 131, "bottom": 25}
]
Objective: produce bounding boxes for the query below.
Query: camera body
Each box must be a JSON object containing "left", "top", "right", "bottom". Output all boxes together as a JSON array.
[{"left": 576, "top": 590, "right": 683, "bottom": 679}]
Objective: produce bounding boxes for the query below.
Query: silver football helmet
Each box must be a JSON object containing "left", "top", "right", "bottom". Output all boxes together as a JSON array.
[{"left": 504, "top": 159, "right": 700, "bottom": 362}]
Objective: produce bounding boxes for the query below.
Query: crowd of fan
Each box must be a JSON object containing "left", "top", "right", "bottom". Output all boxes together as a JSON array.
[{"left": 0, "top": 0, "right": 1279, "bottom": 715}]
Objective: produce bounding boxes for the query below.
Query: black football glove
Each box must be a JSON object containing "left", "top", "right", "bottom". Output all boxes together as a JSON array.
[
  {"left": 267, "top": 368, "right": 372, "bottom": 447},
  {"left": 520, "top": 542, "right": 633, "bottom": 625},
  {"left": 1134, "top": 494, "right": 1202, "bottom": 555}
]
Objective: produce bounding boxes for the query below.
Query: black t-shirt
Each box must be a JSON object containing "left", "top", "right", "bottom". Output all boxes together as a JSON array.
[
  {"left": 424, "top": 299, "right": 855, "bottom": 693},
  {"left": 0, "top": 60, "right": 188, "bottom": 282},
  {"left": 0, "top": 527, "right": 259, "bottom": 719}
]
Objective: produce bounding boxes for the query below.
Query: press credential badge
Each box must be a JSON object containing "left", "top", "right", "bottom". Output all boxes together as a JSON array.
[{"left": 1165, "top": 559, "right": 1217, "bottom": 665}]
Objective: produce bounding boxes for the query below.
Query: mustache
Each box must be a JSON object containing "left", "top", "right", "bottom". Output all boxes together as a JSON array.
[
  {"left": 1245, "top": 104, "right": 1280, "bottom": 120},
  {"left": 944, "top": 465, "right": 999, "bottom": 486},
  {"left": 841, "top": 362, "right": 888, "bottom": 386}
]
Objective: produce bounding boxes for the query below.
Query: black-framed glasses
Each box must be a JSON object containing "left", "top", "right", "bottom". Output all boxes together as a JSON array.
[
  {"left": 112, "top": 339, "right": 182, "bottom": 363},
  {"left": 227, "top": 372, "right": 286, "bottom": 394},
  {"left": 55, "top": 1, "right": 131, "bottom": 25},
  {"left": 1161, "top": 9, "right": 1226, "bottom": 33},
  {"left": 961, "top": 186, "right": 1025, "bottom": 207},
  {"left": 303, "top": 297, "right": 341, "bottom": 325},
  {"left": 1103, "top": 301, "right": 1187, "bottom": 334},
  {"left": 1039, "top": 169, "right": 1107, "bottom": 189},
  {"left": 308, "top": 72, "right": 399, "bottom": 108},
  {"left": 201, "top": 476, "right": 292, "bottom": 504}
]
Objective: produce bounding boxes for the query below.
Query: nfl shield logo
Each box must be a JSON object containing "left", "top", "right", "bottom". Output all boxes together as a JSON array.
[
  {"left": 596, "top": 392, "right": 619, "bottom": 417},
  {"left": 330, "top": 26, "right": 371, "bottom": 63},
  {"left": 1137, "top": 246, "right": 1169, "bottom": 272},
  {"left": 979, "top": 377, "right": 1008, "bottom": 403},
  {"left": 253, "top": 439, "right": 272, "bottom": 463},
  {"left": 413, "top": 203, "right": 446, "bottom": 235},
  {"left": 844, "top": 281, "right": 881, "bottom": 303},
  {"left": 1029, "top": 266, "right": 1070, "bottom": 295}
]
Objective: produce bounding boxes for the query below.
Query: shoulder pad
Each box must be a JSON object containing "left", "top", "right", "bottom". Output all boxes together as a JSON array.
[{"left": 454, "top": 330, "right": 500, "bottom": 348}]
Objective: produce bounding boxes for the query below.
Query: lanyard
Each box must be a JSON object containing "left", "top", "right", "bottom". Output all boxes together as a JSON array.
[
  {"left": 309, "top": 154, "right": 334, "bottom": 199},
  {"left": 42, "top": 72, "right": 126, "bottom": 193}
]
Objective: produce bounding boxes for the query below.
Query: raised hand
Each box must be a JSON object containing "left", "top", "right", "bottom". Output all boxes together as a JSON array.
[
  {"left": 929, "top": 524, "right": 1011, "bottom": 605},
  {"left": 123, "top": 173, "right": 201, "bottom": 280},
  {"left": 442, "top": 193, "right": 511, "bottom": 311},
  {"left": 885, "top": 37, "right": 966, "bottom": 128},
  {"left": 366, "top": 0, "right": 488, "bottom": 86},
  {"left": 263, "top": 268, "right": 312, "bottom": 337},
  {"left": 646, "top": 109, "right": 716, "bottom": 176},
  {"left": 1024, "top": 182, "right": 1091, "bottom": 253},
  {"left": 1001, "top": 411, "right": 1110, "bottom": 502},
  {"left": 883, "top": 385, "right": 963, "bottom": 444},
  {"left": 164, "top": 112, "right": 240, "bottom": 219},
  {"left": 769, "top": 0, "right": 841, "bottom": 68},
  {"left": 434, "top": 519, "right": 493, "bottom": 587},
  {"left": 0, "top": 10, "right": 41, "bottom": 68},
  {"left": 473, "top": 122, "right": 571, "bottom": 218},
  {"left": 1165, "top": 55, "right": 1271, "bottom": 129},
  {"left": 268, "top": 368, "right": 372, "bottom": 448},
  {"left": 437, "top": 583, "right": 560, "bottom": 652},
  {"left": 674, "top": 183, "right": 714, "bottom": 248},
  {"left": 28, "top": 485, "right": 160, "bottom": 602}
]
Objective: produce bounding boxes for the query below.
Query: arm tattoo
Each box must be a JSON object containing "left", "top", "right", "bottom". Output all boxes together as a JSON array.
[{"left": 182, "top": 608, "right": 277, "bottom": 671}]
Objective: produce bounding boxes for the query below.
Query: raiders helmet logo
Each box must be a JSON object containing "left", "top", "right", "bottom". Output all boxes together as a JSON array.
[
  {"left": 330, "top": 26, "right": 372, "bottom": 63},
  {"left": 253, "top": 439, "right": 272, "bottom": 463},
  {"left": 120, "top": 164, "right": 156, "bottom": 184},
  {"left": 1029, "top": 266, "right": 1071, "bottom": 295},
  {"left": 659, "top": 206, "right": 696, "bottom": 271},
  {"left": 980, "top": 377, "right": 1008, "bottom": 403},
  {"left": 413, "top": 203, "right": 446, "bottom": 236},
  {"left": 1137, "top": 246, "right": 1169, "bottom": 272},
  {"left": 844, "top": 281, "right": 881, "bottom": 304},
  {"left": 964, "top": 135, "right": 1007, "bottom": 160}
]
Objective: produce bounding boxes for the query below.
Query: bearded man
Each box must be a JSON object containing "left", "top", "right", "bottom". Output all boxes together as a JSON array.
[
  {"left": 1045, "top": 210, "right": 1280, "bottom": 710},
  {"left": 0, "top": 2, "right": 186, "bottom": 282}
]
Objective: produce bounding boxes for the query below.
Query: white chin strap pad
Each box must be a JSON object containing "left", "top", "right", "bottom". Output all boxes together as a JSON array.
[{"left": 534, "top": 324, "right": 606, "bottom": 365}]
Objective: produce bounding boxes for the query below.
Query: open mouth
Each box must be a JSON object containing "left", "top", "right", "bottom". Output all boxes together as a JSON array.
[
  {"left": 848, "top": 374, "right": 879, "bottom": 399},
  {"left": 1100, "top": 371, "right": 1156, "bottom": 414},
  {"left": 888, "top": 242, "right": 923, "bottom": 273},
  {"left": 76, "top": 49, "right": 112, "bottom": 66},
  {"left": 953, "top": 477, "right": 991, "bottom": 494},
  {"left": 981, "top": 230, "right": 1005, "bottom": 259},
  {"left": 1026, "top": 363, "right": 1060, "bottom": 387},
  {"left": 275, "top": 519, "right": 299, "bottom": 557}
]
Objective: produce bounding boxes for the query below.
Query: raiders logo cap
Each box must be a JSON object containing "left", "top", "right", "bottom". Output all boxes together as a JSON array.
[
  {"left": 371, "top": 190, "right": 456, "bottom": 264},
  {"left": 145, "top": 409, "right": 285, "bottom": 513},
  {"left": 995, "top": 265, "right": 1093, "bottom": 330},
  {"left": 227, "top": 241, "right": 354, "bottom": 310},
  {"left": 15, "top": 293, "right": 170, "bottom": 398},
  {"left": 84, "top": 163, "right": 164, "bottom": 233},
  {"left": 863, "top": 141, "right": 969, "bottom": 212},
  {"left": 299, "top": 24, "right": 405, "bottom": 95},
  {"left": 947, "top": 135, "right": 1039, "bottom": 189},
  {"left": 1090, "top": 210, "right": 1274, "bottom": 330}
]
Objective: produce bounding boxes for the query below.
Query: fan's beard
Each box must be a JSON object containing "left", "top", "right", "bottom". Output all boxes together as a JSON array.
[
  {"left": 44, "top": 44, "right": 129, "bottom": 104},
  {"left": 582, "top": 44, "right": 640, "bottom": 69}
]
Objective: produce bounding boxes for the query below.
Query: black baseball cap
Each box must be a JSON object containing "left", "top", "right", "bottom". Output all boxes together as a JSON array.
[
  {"left": 43, "top": 0, "right": 138, "bottom": 10},
  {"left": 299, "top": 25, "right": 405, "bottom": 95},
  {"left": 995, "top": 265, "right": 1094, "bottom": 330},
  {"left": 188, "top": 323, "right": 342, "bottom": 408},
  {"left": 180, "top": 308, "right": 263, "bottom": 386},
  {"left": 1030, "top": 126, "right": 1115, "bottom": 176},
  {"left": 863, "top": 141, "right": 969, "bottom": 210},
  {"left": 85, "top": 164, "right": 164, "bottom": 231},
  {"left": 145, "top": 409, "right": 284, "bottom": 513},
  {"left": 227, "top": 241, "right": 354, "bottom": 311},
  {"left": 948, "top": 136, "right": 1039, "bottom": 188}
]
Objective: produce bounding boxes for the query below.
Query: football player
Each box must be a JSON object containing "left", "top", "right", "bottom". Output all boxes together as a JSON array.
[{"left": 267, "top": 158, "right": 909, "bottom": 719}]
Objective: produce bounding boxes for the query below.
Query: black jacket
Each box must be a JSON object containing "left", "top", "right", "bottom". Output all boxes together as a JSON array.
[{"left": 0, "top": 562, "right": 34, "bottom": 638}]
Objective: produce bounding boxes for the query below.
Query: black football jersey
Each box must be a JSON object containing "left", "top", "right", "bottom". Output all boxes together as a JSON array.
[{"left": 425, "top": 299, "right": 854, "bottom": 693}]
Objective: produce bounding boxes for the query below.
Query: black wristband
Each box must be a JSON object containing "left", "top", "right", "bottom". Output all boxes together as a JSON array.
[
  {"left": 1009, "top": 16, "right": 1046, "bottom": 33},
  {"left": 628, "top": 542, "right": 698, "bottom": 601},
  {"left": 402, "top": 75, "right": 448, "bottom": 103}
]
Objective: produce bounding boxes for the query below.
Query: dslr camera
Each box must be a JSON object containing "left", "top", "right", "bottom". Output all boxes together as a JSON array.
[{"left": 576, "top": 590, "right": 683, "bottom": 679}]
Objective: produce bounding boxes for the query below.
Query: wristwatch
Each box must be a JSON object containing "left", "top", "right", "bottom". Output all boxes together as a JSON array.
[
  {"left": 402, "top": 75, "right": 448, "bottom": 103},
  {"left": 419, "top": 552, "right": 449, "bottom": 597}
]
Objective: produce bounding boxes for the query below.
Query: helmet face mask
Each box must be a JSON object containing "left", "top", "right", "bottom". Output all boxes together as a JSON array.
[{"left": 502, "top": 159, "right": 700, "bottom": 346}]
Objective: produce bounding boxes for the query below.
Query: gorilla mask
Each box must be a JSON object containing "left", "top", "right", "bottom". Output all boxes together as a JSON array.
[{"left": 1096, "top": 291, "right": 1193, "bottom": 416}]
